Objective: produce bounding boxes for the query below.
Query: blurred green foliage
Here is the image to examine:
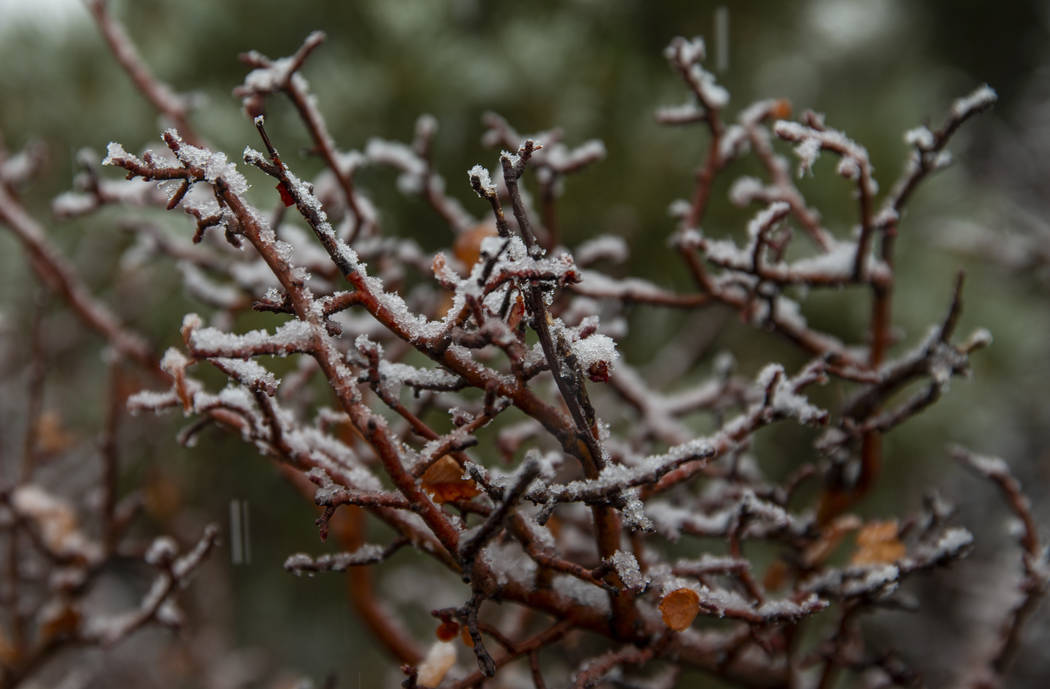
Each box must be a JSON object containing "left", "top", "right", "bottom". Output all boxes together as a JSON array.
[{"left": 1, "top": 0, "right": 1048, "bottom": 684}]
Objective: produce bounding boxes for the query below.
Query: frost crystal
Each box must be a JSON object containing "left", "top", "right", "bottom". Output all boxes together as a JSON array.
[
  {"left": 952, "top": 84, "right": 997, "bottom": 118},
  {"left": 793, "top": 137, "right": 822, "bottom": 177},
  {"left": 575, "top": 235, "right": 628, "bottom": 265},
  {"left": 166, "top": 130, "right": 249, "bottom": 195},
  {"left": 468, "top": 163, "right": 496, "bottom": 195},
  {"left": 553, "top": 575, "right": 611, "bottom": 613},
  {"left": 836, "top": 157, "right": 860, "bottom": 179},
  {"left": 674, "top": 37, "right": 705, "bottom": 64},
  {"left": 102, "top": 141, "right": 135, "bottom": 167},
  {"left": 728, "top": 176, "right": 765, "bottom": 206},
  {"left": 572, "top": 333, "right": 619, "bottom": 370},
  {"left": 178, "top": 262, "right": 242, "bottom": 309},
  {"left": 842, "top": 564, "right": 899, "bottom": 597},
  {"left": 213, "top": 357, "right": 279, "bottom": 393},
  {"left": 904, "top": 125, "right": 935, "bottom": 150},
  {"left": 747, "top": 201, "right": 790, "bottom": 238},
  {"left": 145, "top": 536, "right": 178, "bottom": 565},
  {"left": 609, "top": 550, "right": 646, "bottom": 590}
]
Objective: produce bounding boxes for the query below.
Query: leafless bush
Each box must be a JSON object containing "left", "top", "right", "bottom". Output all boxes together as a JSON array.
[{"left": 0, "top": 4, "right": 1045, "bottom": 689}]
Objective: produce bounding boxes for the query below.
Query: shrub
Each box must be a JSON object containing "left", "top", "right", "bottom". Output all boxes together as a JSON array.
[{"left": 0, "top": 4, "right": 1045, "bottom": 688}]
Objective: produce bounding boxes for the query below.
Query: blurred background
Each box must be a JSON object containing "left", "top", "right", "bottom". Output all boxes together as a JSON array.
[{"left": 1, "top": 0, "right": 1048, "bottom": 687}]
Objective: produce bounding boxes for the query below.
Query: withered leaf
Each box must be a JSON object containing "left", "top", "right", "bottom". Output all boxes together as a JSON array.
[
  {"left": 421, "top": 455, "right": 481, "bottom": 504},
  {"left": 659, "top": 588, "right": 701, "bottom": 631},
  {"left": 851, "top": 520, "right": 906, "bottom": 566}
]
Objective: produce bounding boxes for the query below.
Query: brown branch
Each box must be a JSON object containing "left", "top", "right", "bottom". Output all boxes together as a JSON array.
[
  {"left": 85, "top": 0, "right": 201, "bottom": 147},
  {"left": 954, "top": 447, "right": 1047, "bottom": 684},
  {"left": 571, "top": 637, "right": 668, "bottom": 689},
  {"left": 446, "top": 620, "right": 574, "bottom": 689},
  {"left": 236, "top": 31, "right": 375, "bottom": 241},
  {"left": 0, "top": 184, "right": 156, "bottom": 370}
]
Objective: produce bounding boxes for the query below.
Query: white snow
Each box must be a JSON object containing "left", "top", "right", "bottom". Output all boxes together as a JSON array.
[
  {"left": 11, "top": 485, "right": 101, "bottom": 562},
  {"left": 468, "top": 164, "right": 496, "bottom": 195},
  {"left": 747, "top": 201, "right": 790, "bottom": 238},
  {"left": 575, "top": 235, "right": 628, "bottom": 265},
  {"left": 934, "top": 527, "right": 974, "bottom": 554},
  {"left": 836, "top": 157, "right": 860, "bottom": 180},
  {"left": 417, "top": 640, "right": 457, "bottom": 688},
  {"left": 283, "top": 544, "right": 386, "bottom": 573},
  {"left": 546, "top": 139, "right": 607, "bottom": 171},
  {"left": 656, "top": 102, "right": 705, "bottom": 124},
  {"left": 212, "top": 357, "right": 279, "bottom": 394},
  {"left": 365, "top": 138, "right": 426, "bottom": 193},
  {"left": 757, "top": 363, "right": 827, "bottom": 425},
  {"left": 754, "top": 593, "right": 827, "bottom": 619},
  {"left": 670, "top": 36, "right": 706, "bottom": 64},
  {"left": 160, "top": 347, "right": 190, "bottom": 377},
  {"left": 966, "top": 452, "right": 1008, "bottom": 476},
  {"left": 552, "top": 574, "right": 610, "bottom": 613},
  {"left": 842, "top": 564, "right": 900, "bottom": 597},
  {"left": 165, "top": 130, "right": 249, "bottom": 195},
  {"left": 478, "top": 541, "right": 537, "bottom": 588},
  {"left": 177, "top": 262, "right": 243, "bottom": 309},
  {"left": 102, "top": 142, "right": 137, "bottom": 167},
  {"left": 718, "top": 125, "right": 749, "bottom": 161},
  {"left": 647, "top": 501, "right": 730, "bottom": 541},
  {"left": 241, "top": 57, "right": 295, "bottom": 93},
  {"left": 967, "top": 328, "right": 993, "bottom": 348},
  {"left": 728, "top": 176, "right": 766, "bottom": 206},
  {"left": 668, "top": 199, "right": 692, "bottom": 219},
  {"left": 127, "top": 389, "right": 179, "bottom": 413},
  {"left": 792, "top": 137, "right": 822, "bottom": 177},
  {"left": 51, "top": 191, "right": 96, "bottom": 217},
  {"left": 904, "top": 126, "right": 935, "bottom": 150},
  {"left": 145, "top": 536, "right": 178, "bottom": 566},
  {"left": 951, "top": 84, "right": 997, "bottom": 118},
  {"left": 190, "top": 319, "right": 314, "bottom": 357},
  {"left": 609, "top": 550, "right": 646, "bottom": 590},
  {"left": 690, "top": 64, "right": 729, "bottom": 108},
  {"left": 774, "top": 120, "right": 876, "bottom": 194},
  {"left": 572, "top": 333, "right": 619, "bottom": 370}
]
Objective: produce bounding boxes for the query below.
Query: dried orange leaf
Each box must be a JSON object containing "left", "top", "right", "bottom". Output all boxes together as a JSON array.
[
  {"left": 34, "top": 409, "right": 76, "bottom": 455},
  {"left": 771, "top": 98, "right": 793, "bottom": 120},
  {"left": 851, "top": 520, "right": 906, "bottom": 566},
  {"left": 0, "top": 624, "right": 18, "bottom": 665},
  {"left": 12, "top": 485, "right": 81, "bottom": 556},
  {"left": 144, "top": 469, "right": 182, "bottom": 520},
  {"left": 37, "top": 599, "right": 81, "bottom": 644},
  {"left": 659, "top": 588, "right": 700, "bottom": 631},
  {"left": 507, "top": 293, "right": 526, "bottom": 330},
  {"left": 763, "top": 560, "right": 789, "bottom": 591},
  {"left": 453, "top": 220, "right": 498, "bottom": 272},
  {"left": 803, "top": 513, "right": 862, "bottom": 567},
  {"left": 421, "top": 455, "right": 481, "bottom": 504},
  {"left": 435, "top": 620, "right": 459, "bottom": 642}
]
